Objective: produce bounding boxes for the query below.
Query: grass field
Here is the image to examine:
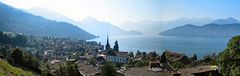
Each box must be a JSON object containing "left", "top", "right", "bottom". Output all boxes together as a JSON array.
[{"left": 0, "top": 59, "right": 34, "bottom": 76}]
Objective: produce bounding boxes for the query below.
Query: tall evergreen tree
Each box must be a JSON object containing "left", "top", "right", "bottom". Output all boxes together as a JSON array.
[
  {"left": 150, "top": 51, "right": 157, "bottom": 61},
  {"left": 192, "top": 54, "right": 197, "bottom": 61},
  {"left": 161, "top": 52, "right": 167, "bottom": 62},
  {"left": 113, "top": 40, "right": 119, "bottom": 51},
  {"left": 142, "top": 52, "right": 147, "bottom": 59},
  {"left": 136, "top": 50, "right": 141, "bottom": 56},
  {"left": 129, "top": 51, "right": 134, "bottom": 57},
  {"left": 11, "top": 48, "right": 23, "bottom": 64}
]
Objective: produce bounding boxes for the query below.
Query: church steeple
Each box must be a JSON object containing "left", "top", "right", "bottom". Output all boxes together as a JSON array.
[{"left": 105, "top": 35, "right": 111, "bottom": 51}]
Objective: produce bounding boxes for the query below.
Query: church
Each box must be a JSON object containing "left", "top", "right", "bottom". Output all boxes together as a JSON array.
[{"left": 98, "top": 36, "right": 129, "bottom": 63}]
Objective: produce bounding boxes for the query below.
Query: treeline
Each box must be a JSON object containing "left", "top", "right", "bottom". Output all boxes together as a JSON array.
[
  {"left": 54, "top": 61, "right": 82, "bottom": 76},
  {"left": 0, "top": 31, "right": 40, "bottom": 74},
  {"left": 9, "top": 48, "right": 41, "bottom": 73},
  {"left": 40, "top": 61, "right": 83, "bottom": 76},
  {"left": 0, "top": 31, "right": 28, "bottom": 46}
]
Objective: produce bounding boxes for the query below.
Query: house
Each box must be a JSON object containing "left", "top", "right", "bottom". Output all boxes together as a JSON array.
[
  {"left": 44, "top": 50, "right": 54, "bottom": 58},
  {"left": 191, "top": 70, "right": 220, "bottom": 76},
  {"left": 178, "top": 65, "right": 220, "bottom": 76},
  {"left": 148, "top": 60, "right": 163, "bottom": 72},
  {"left": 191, "top": 66, "right": 220, "bottom": 76},
  {"left": 50, "top": 59, "right": 61, "bottom": 65},
  {"left": 148, "top": 60, "right": 175, "bottom": 72},
  {"left": 165, "top": 51, "right": 191, "bottom": 65}
]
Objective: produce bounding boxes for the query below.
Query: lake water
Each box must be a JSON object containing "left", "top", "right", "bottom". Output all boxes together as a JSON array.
[{"left": 90, "top": 35, "right": 231, "bottom": 59}]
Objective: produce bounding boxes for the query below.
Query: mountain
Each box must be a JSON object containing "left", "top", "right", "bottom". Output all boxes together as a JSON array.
[
  {"left": 80, "top": 17, "right": 143, "bottom": 37},
  {"left": 212, "top": 17, "right": 240, "bottom": 25},
  {"left": 119, "top": 18, "right": 213, "bottom": 35},
  {"left": 0, "top": 2, "right": 95, "bottom": 40},
  {"left": 128, "top": 30, "right": 144, "bottom": 35},
  {"left": 159, "top": 23, "right": 240, "bottom": 37},
  {"left": 28, "top": 7, "right": 80, "bottom": 26},
  {"left": 28, "top": 8, "right": 142, "bottom": 37}
]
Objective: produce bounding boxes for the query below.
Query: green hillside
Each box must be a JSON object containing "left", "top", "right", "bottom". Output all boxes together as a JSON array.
[{"left": 0, "top": 60, "right": 34, "bottom": 76}]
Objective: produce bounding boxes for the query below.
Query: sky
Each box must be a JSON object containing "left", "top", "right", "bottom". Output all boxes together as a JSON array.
[{"left": 1, "top": 0, "right": 240, "bottom": 25}]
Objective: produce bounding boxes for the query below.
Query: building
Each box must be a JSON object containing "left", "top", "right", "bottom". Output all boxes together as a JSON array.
[
  {"left": 99, "top": 50, "right": 129, "bottom": 63},
  {"left": 190, "top": 66, "right": 220, "bottom": 76},
  {"left": 106, "top": 51, "right": 129, "bottom": 63},
  {"left": 44, "top": 50, "right": 54, "bottom": 58},
  {"left": 191, "top": 70, "right": 220, "bottom": 76},
  {"left": 149, "top": 60, "right": 163, "bottom": 72},
  {"left": 105, "top": 36, "right": 111, "bottom": 50},
  {"left": 98, "top": 36, "right": 129, "bottom": 63}
]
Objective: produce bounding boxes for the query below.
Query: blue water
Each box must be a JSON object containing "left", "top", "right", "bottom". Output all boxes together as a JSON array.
[{"left": 90, "top": 35, "right": 230, "bottom": 59}]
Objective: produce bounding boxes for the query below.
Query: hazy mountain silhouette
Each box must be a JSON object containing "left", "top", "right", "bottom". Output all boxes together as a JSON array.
[
  {"left": 212, "top": 17, "right": 240, "bottom": 25},
  {"left": 119, "top": 18, "right": 213, "bottom": 35},
  {"left": 80, "top": 17, "right": 143, "bottom": 37},
  {"left": 0, "top": 2, "right": 95, "bottom": 40},
  {"left": 28, "top": 8, "right": 143, "bottom": 37},
  {"left": 159, "top": 23, "right": 240, "bottom": 37},
  {"left": 28, "top": 7, "right": 80, "bottom": 26}
]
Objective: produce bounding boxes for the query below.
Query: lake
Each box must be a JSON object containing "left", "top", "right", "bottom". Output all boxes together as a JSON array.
[{"left": 90, "top": 35, "right": 231, "bottom": 59}]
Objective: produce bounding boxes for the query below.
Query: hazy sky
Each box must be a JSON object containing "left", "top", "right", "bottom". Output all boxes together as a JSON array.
[{"left": 1, "top": 0, "right": 240, "bottom": 25}]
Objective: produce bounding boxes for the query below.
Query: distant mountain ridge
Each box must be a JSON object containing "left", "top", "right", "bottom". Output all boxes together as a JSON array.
[
  {"left": 80, "top": 17, "right": 143, "bottom": 37},
  {"left": 28, "top": 8, "right": 143, "bottom": 37},
  {"left": 212, "top": 17, "right": 240, "bottom": 25},
  {"left": 0, "top": 2, "right": 95, "bottom": 40},
  {"left": 119, "top": 18, "right": 214, "bottom": 35},
  {"left": 159, "top": 22, "right": 240, "bottom": 37},
  {"left": 28, "top": 7, "right": 81, "bottom": 26}
]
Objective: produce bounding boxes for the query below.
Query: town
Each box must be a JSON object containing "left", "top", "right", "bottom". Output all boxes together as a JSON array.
[{"left": 0, "top": 32, "right": 221, "bottom": 76}]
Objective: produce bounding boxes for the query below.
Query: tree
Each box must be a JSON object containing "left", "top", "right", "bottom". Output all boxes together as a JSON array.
[
  {"left": 101, "top": 62, "right": 117, "bottom": 76},
  {"left": 192, "top": 54, "right": 197, "bottom": 61},
  {"left": 12, "top": 34, "right": 28, "bottom": 46},
  {"left": 142, "top": 52, "right": 147, "bottom": 59},
  {"left": 160, "top": 52, "right": 167, "bottom": 62},
  {"left": 218, "top": 36, "right": 240, "bottom": 76},
  {"left": 41, "top": 65, "right": 54, "bottom": 76},
  {"left": 113, "top": 41, "right": 119, "bottom": 51},
  {"left": 1, "top": 34, "right": 11, "bottom": 44},
  {"left": 0, "top": 31, "right": 4, "bottom": 43},
  {"left": 10, "top": 48, "right": 41, "bottom": 73},
  {"left": 0, "top": 31, "right": 2, "bottom": 35},
  {"left": 129, "top": 51, "right": 134, "bottom": 57},
  {"left": 11, "top": 48, "right": 23, "bottom": 64},
  {"left": 136, "top": 50, "right": 141, "bottom": 56},
  {"left": 172, "top": 61, "right": 185, "bottom": 69},
  {"left": 150, "top": 51, "right": 157, "bottom": 61},
  {"left": 0, "top": 48, "right": 7, "bottom": 59},
  {"left": 0, "top": 33, "right": 27, "bottom": 46},
  {"left": 54, "top": 61, "right": 82, "bottom": 76},
  {"left": 65, "top": 62, "right": 81, "bottom": 76}
]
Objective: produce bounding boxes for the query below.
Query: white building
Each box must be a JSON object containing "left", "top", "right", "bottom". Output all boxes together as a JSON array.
[
  {"left": 44, "top": 50, "right": 54, "bottom": 57},
  {"left": 98, "top": 36, "right": 129, "bottom": 63},
  {"left": 99, "top": 51, "right": 129, "bottom": 63}
]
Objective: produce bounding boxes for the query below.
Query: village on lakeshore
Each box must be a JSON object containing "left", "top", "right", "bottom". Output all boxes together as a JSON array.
[{"left": 0, "top": 32, "right": 222, "bottom": 76}]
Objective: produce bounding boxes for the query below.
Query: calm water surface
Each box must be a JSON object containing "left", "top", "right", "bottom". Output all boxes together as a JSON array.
[{"left": 90, "top": 35, "right": 230, "bottom": 59}]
